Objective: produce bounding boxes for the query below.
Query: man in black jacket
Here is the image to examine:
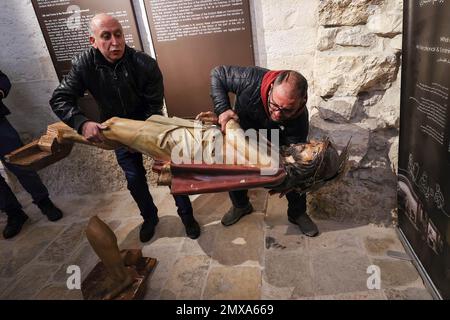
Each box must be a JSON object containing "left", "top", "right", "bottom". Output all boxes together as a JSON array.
[
  {"left": 210, "top": 65, "right": 318, "bottom": 237},
  {"left": 1, "top": 70, "right": 63, "bottom": 239},
  {"left": 50, "top": 14, "right": 200, "bottom": 242}
]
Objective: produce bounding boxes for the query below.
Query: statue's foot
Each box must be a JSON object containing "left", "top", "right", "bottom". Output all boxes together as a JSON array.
[
  {"left": 122, "top": 249, "right": 143, "bottom": 266},
  {"left": 103, "top": 267, "right": 139, "bottom": 300}
]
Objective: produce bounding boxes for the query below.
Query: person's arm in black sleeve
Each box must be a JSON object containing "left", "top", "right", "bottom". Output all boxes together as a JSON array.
[
  {"left": 0, "top": 70, "right": 12, "bottom": 99},
  {"left": 140, "top": 54, "right": 164, "bottom": 118},
  {"left": 210, "top": 65, "right": 252, "bottom": 116},
  {"left": 49, "top": 58, "right": 89, "bottom": 133},
  {"left": 210, "top": 65, "right": 257, "bottom": 131}
]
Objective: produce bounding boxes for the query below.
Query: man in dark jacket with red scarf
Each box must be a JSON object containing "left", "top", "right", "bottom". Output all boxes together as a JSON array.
[{"left": 210, "top": 65, "right": 318, "bottom": 236}]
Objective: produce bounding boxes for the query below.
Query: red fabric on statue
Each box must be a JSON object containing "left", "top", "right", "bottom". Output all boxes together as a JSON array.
[{"left": 152, "top": 162, "right": 286, "bottom": 195}]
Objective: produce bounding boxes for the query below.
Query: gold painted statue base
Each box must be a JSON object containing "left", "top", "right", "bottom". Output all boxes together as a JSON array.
[{"left": 81, "top": 249, "right": 157, "bottom": 300}]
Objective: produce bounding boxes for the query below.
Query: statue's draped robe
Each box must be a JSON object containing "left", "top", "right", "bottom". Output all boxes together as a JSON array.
[{"left": 102, "top": 115, "right": 286, "bottom": 195}]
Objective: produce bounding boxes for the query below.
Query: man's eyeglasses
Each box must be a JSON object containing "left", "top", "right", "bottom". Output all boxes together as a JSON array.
[{"left": 268, "top": 89, "right": 300, "bottom": 117}]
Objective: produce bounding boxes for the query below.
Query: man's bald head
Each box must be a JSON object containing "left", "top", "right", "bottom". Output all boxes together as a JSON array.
[
  {"left": 273, "top": 71, "right": 308, "bottom": 100},
  {"left": 89, "top": 13, "right": 120, "bottom": 36},
  {"left": 268, "top": 70, "right": 308, "bottom": 122},
  {"left": 89, "top": 13, "right": 125, "bottom": 63}
]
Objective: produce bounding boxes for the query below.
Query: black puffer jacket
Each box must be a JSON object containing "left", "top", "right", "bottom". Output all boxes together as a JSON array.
[
  {"left": 50, "top": 46, "right": 164, "bottom": 132},
  {"left": 210, "top": 65, "right": 309, "bottom": 145},
  {"left": 0, "top": 70, "right": 11, "bottom": 117}
]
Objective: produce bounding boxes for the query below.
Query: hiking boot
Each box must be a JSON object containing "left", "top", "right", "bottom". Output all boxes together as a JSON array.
[
  {"left": 140, "top": 217, "right": 159, "bottom": 243},
  {"left": 3, "top": 209, "right": 29, "bottom": 239},
  {"left": 221, "top": 203, "right": 253, "bottom": 226},
  {"left": 180, "top": 215, "right": 201, "bottom": 239},
  {"left": 288, "top": 213, "right": 319, "bottom": 237},
  {"left": 36, "top": 197, "right": 63, "bottom": 222}
]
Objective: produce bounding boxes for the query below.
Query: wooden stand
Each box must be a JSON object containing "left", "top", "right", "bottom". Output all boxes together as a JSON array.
[{"left": 81, "top": 249, "right": 157, "bottom": 300}]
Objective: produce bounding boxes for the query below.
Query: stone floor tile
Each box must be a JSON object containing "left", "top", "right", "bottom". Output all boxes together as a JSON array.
[
  {"left": 203, "top": 266, "right": 261, "bottom": 300},
  {"left": 50, "top": 194, "right": 97, "bottom": 223},
  {"left": 371, "top": 258, "right": 419, "bottom": 288},
  {"left": 150, "top": 187, "right": 175, "bottom": 208},
  {"left": 38, "top": 221, "right": 87, "bottom": 263},
  {"left": 0, "top": 278, "right": 13, "bottom": 297},
  {"left": 248, "top": 189, "right": 268, "bottom": 212},
  {"left": 52, "top": 242, "right": 97, "bottom": 283},
  {"left": 97, "top": 192, "right": 140, "bottom": 220},
  {"left": 35, "top": 284, "right": 83, "bottom": 300},
  {"left": 383, "top": 287, "right": 433, "bottom": 300},
  {"left": 265, "top": 225, "right": 308, "bottom": 251},
  {"left": 308, "top": 227, "right": 361, "bottom": 252},
  {"left": 179, "top": 222, "right": 221, "bottom": 257},
  {"left": 211, "top": 214, "right": 264, "bottom": 266},
  {"left": 192, "top": 193, "right": 231, "bottom": 226},
  {"left": 359, "top": 226, "right": 406, "bottom": 257},
  {"left": 0, "top": 225, "right": 65, "bottom": 278},
  {"left": 1, "top": 264, "right": 59, "bottom": 299},
  {"left": 160, "top": 255, "right": 210, "bottom": 300},
  {"left": 311, "top": 248, "right": 373, "bottom": 296},
  {"left": 265, "top": 194, "right": 288, "bottom": 226},
  {"left": 142, "top": 243, "right": 183, "bottom": 300},
  {"left": 264, "top": 249, "right": 313, "bottom": 298},
  {"left": 113, "top": 218, "right": 142, "bottom": 246},
  {"left": 153, "top": 193, "right": 179, "bottom": 218},
  {"left": 314, "top": 290, "right": 386, "bottom": 300},
  {"left": 146, "top": 216, "right": 186, "bottom": 247},
  {"left": 261, "top": 279, "right": 294, "bottom": 300}
]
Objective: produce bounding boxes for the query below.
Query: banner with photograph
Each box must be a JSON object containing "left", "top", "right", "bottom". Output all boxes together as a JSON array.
[{"left": 398, "top": 0, "right": 450, "bottom": 299}]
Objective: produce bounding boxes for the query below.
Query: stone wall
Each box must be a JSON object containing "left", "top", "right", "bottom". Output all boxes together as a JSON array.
[
  {"left": 253, "top": 0, "right": 402, "bottom": 225},
  {"left": 2, "top": 0, "right": 402, "bottom": 225}
]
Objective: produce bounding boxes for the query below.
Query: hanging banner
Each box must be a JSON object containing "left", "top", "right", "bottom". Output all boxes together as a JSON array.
[
  {"left": 31, "top": 0, "right": 142, "bottom": 120},
  {"left": 398, "top": 0, "right": 450, "bottom": 299},
  {"left": 144, "top": 0, "right": 254, "bottom": 118}
]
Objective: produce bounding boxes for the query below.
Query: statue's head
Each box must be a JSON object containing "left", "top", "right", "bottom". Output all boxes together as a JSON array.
[{"left": 272, "top": 138, "right": 350, "bottom": 194}]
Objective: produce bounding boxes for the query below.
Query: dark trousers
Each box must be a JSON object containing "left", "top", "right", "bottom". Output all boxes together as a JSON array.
[
  {"left": 115, "top": 148, "right": 193, "bottom": 223},
  {"left": 229, "top": 189, "right": 306, "bottom": 218},
  {"left": 0, "top": 117, "right": 49, "bottom": 215}
]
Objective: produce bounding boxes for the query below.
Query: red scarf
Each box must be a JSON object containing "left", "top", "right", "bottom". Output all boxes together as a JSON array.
[{"left": 260, "top": 70, "right": 283, "bottom": 118}]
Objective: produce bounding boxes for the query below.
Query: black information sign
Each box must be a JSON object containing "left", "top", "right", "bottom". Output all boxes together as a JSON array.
[
  {"left": 144, "top": 0, "right": 255, "bottom": 118},
  {"left": 398, "top": 0, "right": 450, "bottom": 299}
]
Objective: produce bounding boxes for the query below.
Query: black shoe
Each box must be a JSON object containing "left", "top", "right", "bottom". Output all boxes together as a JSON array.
[
  {"left": 288, "top": 213, "right": 319, "bottom": 237},
  {"left": 180, "top": 215, "right": 201, "bottom": 239},
  {"left": 140, "top": 217, "right": 159, "bottom": 243},
  {"left": 221, "top": 203, "right": 253, "bottom": 226},
  {"left": 36, "top": 197, "right": 63, "bottom": 222},
  {"left": 3, "top": 210, "right": 29, "bottom": 239}
]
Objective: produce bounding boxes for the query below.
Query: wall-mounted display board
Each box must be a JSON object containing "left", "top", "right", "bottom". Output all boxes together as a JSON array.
[
  {"left": 398, "top": 0, "right": 450, "bottom": 299},
  {"left": 31, "top": 0, "right": 142, "bottom": 120},
  {"left": 144, "top": 0, "right": 254, "bottom": 118}
]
